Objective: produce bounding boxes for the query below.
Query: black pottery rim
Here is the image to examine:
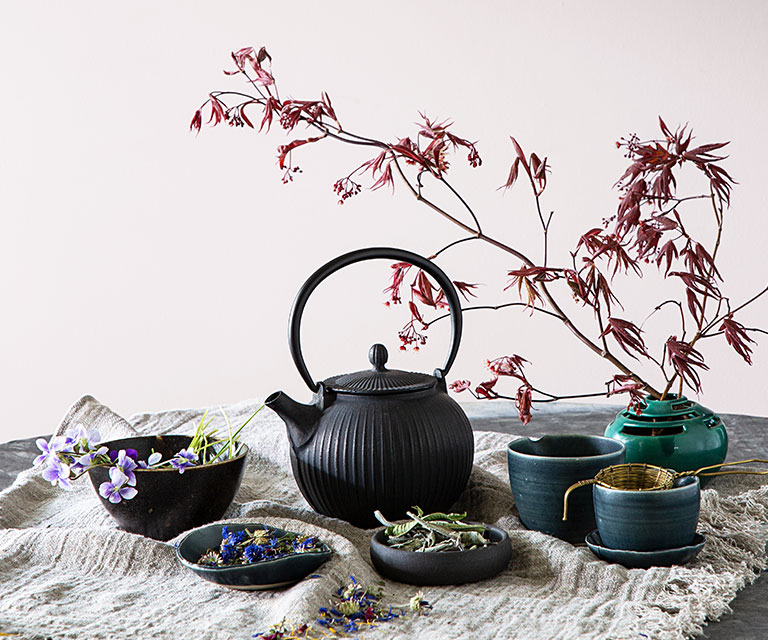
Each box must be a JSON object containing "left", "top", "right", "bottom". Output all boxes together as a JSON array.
[
  {"left": 175, "top": 522, "right": 333, "bottom": 573},
  {"left": 92, "top": 436, "right": 249, "bottom": 474},
  {"left": 507, "top": 435, "right": 625, "bottom": 464}
]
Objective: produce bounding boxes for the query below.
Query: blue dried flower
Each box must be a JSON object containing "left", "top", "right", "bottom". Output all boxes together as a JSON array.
[
  {"left": 232, "top": 530, "right": 248, "bottom": 544},
  {"left": 243, "top": 544, "right": 265, "bottom": 564},
  {"left": 220, "top": 540, "right": 237, "bottom": 563}
]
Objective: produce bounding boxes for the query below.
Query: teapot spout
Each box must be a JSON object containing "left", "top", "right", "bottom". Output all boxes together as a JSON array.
[{"left": 265, "top": 391, "right": 321, "bottom": 450}]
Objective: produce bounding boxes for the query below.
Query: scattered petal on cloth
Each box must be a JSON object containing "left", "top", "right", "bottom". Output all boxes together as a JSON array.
[{"left": 0, "top": 395, "right": 766, "bottom": 640}]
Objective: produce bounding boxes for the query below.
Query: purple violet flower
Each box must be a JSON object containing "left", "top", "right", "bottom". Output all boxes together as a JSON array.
[
  {"left": 98, "top": 467, "right": 138, "bottom": 504},
  {"left": 64, "top": 423, "right": 102, "bottom": 450},
  {"left": 33, "top": 438, "right": 55, "bottom": 467},
  {"left": 54, "top": 434, "right": 76, "bottom": 454},
  {"left": 113, "top": 449, "right": 138, "bottom": 486},
  {"left": 108, "top": 448, "right": 139, "bottom": 463},
  {"left": 33, "top": 435, "right": 75, "bottom": 467},
  {"left": 71, "top": 446, "right": 109, "bottom": 474},
  {"left": 170, "top": 449, "right": 198, "bottom": 474},
  {"left": 137, "top": 451, "right": 163, "bottom": 469},
  {"left": 41, "top": 457, "right": 73, "bottom": 490}
]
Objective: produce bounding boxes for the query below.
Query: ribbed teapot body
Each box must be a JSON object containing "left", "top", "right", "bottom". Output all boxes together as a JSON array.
[{"left": 289, "top": 389, "right": 473, "bottom": 528}]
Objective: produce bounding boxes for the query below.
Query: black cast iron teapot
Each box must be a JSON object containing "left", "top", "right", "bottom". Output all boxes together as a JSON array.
[{"left": 266, "top": 247, "right": 474, "bottom": 528}]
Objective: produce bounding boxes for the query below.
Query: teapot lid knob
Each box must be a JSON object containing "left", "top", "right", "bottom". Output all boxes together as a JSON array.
[{"left": 368, "top": 343, "right": 388, "bottom": 371}]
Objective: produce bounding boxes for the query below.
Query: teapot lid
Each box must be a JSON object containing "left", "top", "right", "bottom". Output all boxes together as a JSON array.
[{"left": 322, "top": 344, "right": 437, "bottom": 395}]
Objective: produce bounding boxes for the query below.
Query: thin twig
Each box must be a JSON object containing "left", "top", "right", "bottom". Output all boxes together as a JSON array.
[
  {"left": 660, "top": 189, "right": 726, "bottom": 399},
  {"left": 657, "top": 194, "right": 711, "bottom": 216},
  {"left": 425, "top": 302, "right": 561, "bottom": 327},
  {"left": 439, "top": 176, "right": 482, "bottom": 234},
  {"left": 530, "top": 389, "right": 610, "bottom": 403},
  {"left": 428, "top": 237, "right": 478, "bottom": 259}
]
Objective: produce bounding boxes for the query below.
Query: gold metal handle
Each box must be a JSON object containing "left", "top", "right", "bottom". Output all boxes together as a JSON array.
[
  {"left": 562, "top": 478, "right": 598, "bottom": 521},
  {"left": 678, "top": 458, "right": 768, "bottom": 479}
]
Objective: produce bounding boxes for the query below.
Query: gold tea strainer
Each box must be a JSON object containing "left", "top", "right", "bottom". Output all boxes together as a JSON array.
[{"left": 562, "top": 459, "right": 768, "bottom": 521}]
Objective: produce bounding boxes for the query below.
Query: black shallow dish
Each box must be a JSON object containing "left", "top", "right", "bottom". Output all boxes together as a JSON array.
[
  {"left": 370, "top": 525, "right": 511, "bottom": 585},
  {"left": 585, "top": 530, "right": 706, "bottom": 569},
  {"left": 88, "top": 435, "right": 247, "bottom": 540},
  {"left": 176, "top": 522, "right": 332, "bottom": 590}
]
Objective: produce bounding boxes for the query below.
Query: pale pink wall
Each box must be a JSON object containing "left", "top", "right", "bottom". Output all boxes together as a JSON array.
[{"left": 1, "top": 0, "right": 767, "bottom": 442}]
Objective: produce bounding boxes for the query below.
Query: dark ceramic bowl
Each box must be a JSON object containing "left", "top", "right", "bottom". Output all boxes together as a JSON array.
[
  {"left": 369, "top": 525, "right": 511, "bottom": 585},
  {"left": 585, "top": 530, "right": 706, "bottom": 569},
  {"left": 507, "top": 435, "right": 625, "bottom": 542},
  {"left": 593, "top": 475, "right": 700, "bottom": 551},
  {"left": 88, "top": 435, "right": 248, "bottom": 540},
  {"left": 176, "top": 522, "right": 332, "bottom": 590}
]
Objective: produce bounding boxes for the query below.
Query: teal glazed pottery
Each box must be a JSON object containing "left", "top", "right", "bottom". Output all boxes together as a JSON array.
[
  {"left": 176, "top": 523, "right": 332, "bottom": 590},
  {"left": 585, "top": 530, "right": 706, "bottom": 569},
  {"left": 507, "top": 435, "right": 625, "bottom": 543},
  {"left": 370, "top": 525, "right": 511, "bottom": 585},
  {"left": 88, "top": 435, "right": 248, "bottom": 541},
  {"left": 604, "top": 395, "right": 727, "bottom": 473},
  {"left": 593, "top": 476, "right": 700, "bottom": 551}
]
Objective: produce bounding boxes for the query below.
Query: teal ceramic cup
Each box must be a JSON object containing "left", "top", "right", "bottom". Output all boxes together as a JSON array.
[
  {"left": 507, "top": 435, "right": 626, "bottom": 542},
  {"left": 593, "top": 476, "right": 700, "bottom": 551}
]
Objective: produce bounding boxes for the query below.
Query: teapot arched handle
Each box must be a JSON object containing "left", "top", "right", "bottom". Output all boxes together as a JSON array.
[{"left": 288, "top": 247, "right": 464, "bottom": 392}]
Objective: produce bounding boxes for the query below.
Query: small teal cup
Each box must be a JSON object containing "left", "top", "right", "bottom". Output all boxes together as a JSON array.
[
  {"left": 507, "top": 435, "right": 626, "bottom": 542},
  {"left": 593, "top": 476, "right": 700, "bottom": 551}
]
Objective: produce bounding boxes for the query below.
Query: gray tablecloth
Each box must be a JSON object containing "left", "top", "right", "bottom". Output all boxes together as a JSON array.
[{"left": 0, "top": 396, "right": 767, "bottom": 640}]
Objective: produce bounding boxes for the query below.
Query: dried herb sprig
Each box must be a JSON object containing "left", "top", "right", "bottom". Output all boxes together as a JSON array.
[
  {"left": 253, "top": 575, "right": 431, "bottom": 639},
  {"left": 197, "top": 525, "right": 324, "bottom": 567},
  {"left": 375, "top": 506, "right": 492, "bottom": 552},
  {"left": 317, "top": 575, "right": 430, "bottom": 634}
]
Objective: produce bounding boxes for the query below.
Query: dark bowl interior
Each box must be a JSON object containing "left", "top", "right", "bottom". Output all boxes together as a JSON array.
[
  {"left": 369, "top": 524, "right": 511, "bottom": 585},
  {"left": 509, "top": 435, "right": 625, "bottom": 458},
  {"left": 176, "top": 522, "right": 332, "bottom": 590},
  {"left": 88, "top": 435, "right": 248, "bottom": 540}
]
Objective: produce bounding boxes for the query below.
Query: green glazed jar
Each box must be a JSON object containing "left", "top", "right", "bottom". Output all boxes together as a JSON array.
[{"left": 604, "top": 395, "right": 727, "bottom": 472}]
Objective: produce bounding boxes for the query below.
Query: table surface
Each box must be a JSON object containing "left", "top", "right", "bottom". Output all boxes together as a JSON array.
[{"left": 3, "top": 401, "right": 767, "bottom": 640}]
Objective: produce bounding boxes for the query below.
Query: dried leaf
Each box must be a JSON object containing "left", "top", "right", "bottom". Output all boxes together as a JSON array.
[
  {"left": 666, "top": 337, "right": 709, "bottom": 393},
  {"left": 600, "top": 318, "right": 649, "bottom": 359},
  {"left": 720, "top": 314, "right": 756, "bottom": 365}
]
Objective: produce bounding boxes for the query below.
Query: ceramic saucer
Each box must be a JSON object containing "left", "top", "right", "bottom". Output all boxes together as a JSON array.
[
  {"left": 176, "top": 523, "right": 332, "bottom": 590},
  {"left": 585, "top": 530, "right": 705, "bottom": 569}
]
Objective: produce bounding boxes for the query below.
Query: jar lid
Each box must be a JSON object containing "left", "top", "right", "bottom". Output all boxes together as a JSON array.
[{"left": 321, "top": 344, "right": 436, "bottom": 394}]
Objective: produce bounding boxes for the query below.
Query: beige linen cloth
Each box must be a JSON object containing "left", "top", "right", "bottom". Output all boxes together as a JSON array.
[{"left": 1, "top": 395, "right": 767, "bottom": 640}]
